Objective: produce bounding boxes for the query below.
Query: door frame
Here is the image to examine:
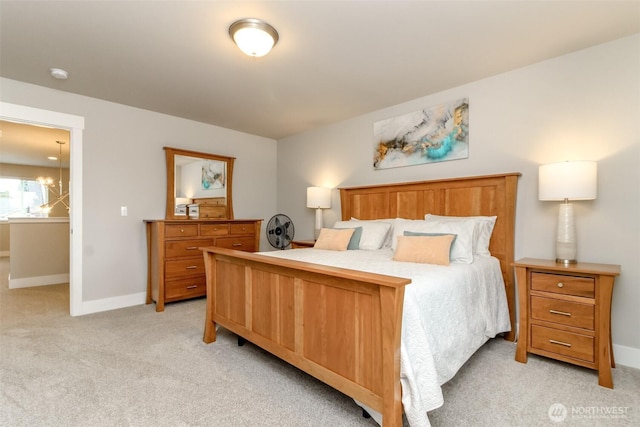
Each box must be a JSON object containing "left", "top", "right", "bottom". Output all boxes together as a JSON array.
[{"left": 1, "top": 102, "right": 84, "bottom": 316}]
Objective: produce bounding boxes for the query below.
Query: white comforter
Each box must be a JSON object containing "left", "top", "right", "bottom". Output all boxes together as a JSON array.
[{"left": 261, "top": 248, "right": 511, "bottom": 427}]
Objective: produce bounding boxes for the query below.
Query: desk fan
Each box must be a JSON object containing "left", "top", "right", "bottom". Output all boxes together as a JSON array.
[{"left": 266, "top": 214, "right": 295, "bottom": 250}]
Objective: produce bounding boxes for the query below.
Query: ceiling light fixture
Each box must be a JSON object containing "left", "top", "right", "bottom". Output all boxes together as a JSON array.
[
  {"left": 38, "top": 140, "right": 69, "bottom": 214},
  {"left": 50, "top": 68, "right": 69, "bottom": 80},
  {"left": 229, "top": 18, "right": 279, "bottom": 58}
]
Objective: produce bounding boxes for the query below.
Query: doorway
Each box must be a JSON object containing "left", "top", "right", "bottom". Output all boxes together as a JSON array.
[{"left": 0, "top": 102, "right": 84, "bottom": 315}]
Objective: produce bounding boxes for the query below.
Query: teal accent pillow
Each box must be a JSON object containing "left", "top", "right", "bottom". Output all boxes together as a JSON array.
[
  {"left": 344, "top": 226, "right": 363, "bottom": 250},
  {"left": 404, "top": 230, "right": 457, "bottom": 254}
]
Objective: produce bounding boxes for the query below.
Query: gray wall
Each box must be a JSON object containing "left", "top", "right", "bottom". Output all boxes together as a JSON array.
[
  {"left": 8, "top": 219, "right": 69, "bottom": 282},
  {"left": 277, "top": 36, "right": 640, "bottom": 359},
  {"left": 0, "top": 223, "right": 8, "bottom": 256},
  {"left": 1, "top": 79, "right": 278, "bottom": 302}
]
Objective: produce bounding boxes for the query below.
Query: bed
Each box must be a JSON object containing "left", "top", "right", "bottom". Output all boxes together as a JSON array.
[{"left": 202, "top": 173, "right": 520, "bottom": 427}]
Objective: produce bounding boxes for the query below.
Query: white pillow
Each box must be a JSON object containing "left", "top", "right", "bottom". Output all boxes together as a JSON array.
[
  {"left": 393, "top": 219, "right": 476, "bottom": 263},
  {"left": 334, "top": 220, "right": 391, "bottom": 250},
  {"left": 424, "top": 214, "right": 497, "bottom": 257},
  {"left": 348, "top": 217, "right": 396, "bottom": 248},
  {"left": 388, "top": 218, "right": 425, "bottom": 251}
]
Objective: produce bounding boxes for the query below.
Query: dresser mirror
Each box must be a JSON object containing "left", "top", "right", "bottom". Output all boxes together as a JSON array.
[{"left": 164, "top": 147, "right": 235, "bottom": 220}]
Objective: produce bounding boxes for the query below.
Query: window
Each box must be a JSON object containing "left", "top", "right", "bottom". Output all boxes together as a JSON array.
[{"left": 0, "top": 178, "right": 49, "bottom": 218}]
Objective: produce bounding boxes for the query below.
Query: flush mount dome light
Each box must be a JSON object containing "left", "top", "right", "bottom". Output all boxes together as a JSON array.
[{"left": 229, "top": 18, "right": 279, "bottom": 58}]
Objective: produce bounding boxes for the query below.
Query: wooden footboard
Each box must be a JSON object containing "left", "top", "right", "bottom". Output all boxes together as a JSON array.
[{"left": 202, "top": 247, "right": 411, "bottom": 427}]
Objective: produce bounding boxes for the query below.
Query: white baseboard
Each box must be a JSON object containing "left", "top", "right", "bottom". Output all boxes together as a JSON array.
[
  {"left": 73, "top": 292, "right": 147, "bottom": 316},
  {"left": 9, "top": 273, "right": 69, "bottom": 289},
  {"left": 613, "top": 344, "right": 640, "bottom": 370}
]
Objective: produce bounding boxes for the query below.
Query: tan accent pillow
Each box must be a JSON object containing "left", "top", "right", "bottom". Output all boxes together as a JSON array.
[
  {"left": 313, "top": 228, "right": 355, "bottom": 251},
  {"left": 393, "top": 235, "right": 455, "bottom": 265}
]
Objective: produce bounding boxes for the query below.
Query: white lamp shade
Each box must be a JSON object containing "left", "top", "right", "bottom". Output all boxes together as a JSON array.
[
  {"left": 306, "top": 187, "right": 331, "bottom": 209},
  {"left": 539, "top": 161, "right": 597, "bottom": 201}
]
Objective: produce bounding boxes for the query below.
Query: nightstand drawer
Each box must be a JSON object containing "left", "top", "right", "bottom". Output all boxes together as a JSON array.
[
  {"left": 531, "top": 325, "right": 594, "bottom": 363},
  {"left": 531, "top": 296, "right": 594, "bottom": 330},
  {"left": 531, "top": 272, "right": 594, "bottom": 298},
  {"left": 291, "top": 240, "right": 316, "bottom": 249},
  {"left": 165, "top": 239, "right": 213, "bottom": 258}
]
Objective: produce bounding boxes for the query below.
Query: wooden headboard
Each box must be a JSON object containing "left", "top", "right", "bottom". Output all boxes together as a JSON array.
[{"left": 339, "top": 172, "right": 521, "bottom": 341}]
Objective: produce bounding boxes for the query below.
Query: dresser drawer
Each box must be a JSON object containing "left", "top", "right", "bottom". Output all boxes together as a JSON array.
[
  {"left": 165, "top": 276, "right": 206, "bottom": 300},
  {"left": 201, "top": 224, "right": 230, "bottom": 236},
  {"left": 531, "top": 296, "right": 594, "bottom": 330},
  {"left": 215, "top": 236, "right": 255, "bottom": 252},
  {"left": 165, "top": 258, "right": 206, "bottom": 279},
  {"left": 199, "top": 205, "right": 227, "bottom": 219},
  {"left": 531, "top": 325, "right": 594, "bottom": 362},
  {"left": 230, "top": 222, "right": 255, "bottom": 235},
  {"left": 165, "top": 239, "right": 213, "bottom": 258},
  {"left": 165, "top": 224, "right": 199, "bottom": 238},
  {"left": 531, "top": 272, "right": 594, "bottom": 298}
]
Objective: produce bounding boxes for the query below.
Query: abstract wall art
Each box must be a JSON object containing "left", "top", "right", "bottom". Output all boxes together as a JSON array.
[{"left": 373, "top": 98, "right": 469, "bottom": 170}]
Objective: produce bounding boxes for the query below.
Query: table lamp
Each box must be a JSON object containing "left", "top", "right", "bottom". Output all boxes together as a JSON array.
[
  {"left": 539, "top": 160, "right": 597, "bottom": 264},
  {"left": 306, "top": 187, "right": 331, "bottom": 239}
]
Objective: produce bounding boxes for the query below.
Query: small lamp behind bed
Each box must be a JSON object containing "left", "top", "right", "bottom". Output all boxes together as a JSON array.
[
  {"left": 307, "top": 187, "right": 331, "bottom": 240},
  {"left": 538, "top": 160, "right": 597, "bottom": 264}
]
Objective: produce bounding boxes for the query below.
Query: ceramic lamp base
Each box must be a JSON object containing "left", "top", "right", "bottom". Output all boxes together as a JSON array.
[
  {"left": 314, "top": 208, "right": 323, "bottom": 240},
  {"left": 556, "top": 202, "right": 577, "bottom": 264}
]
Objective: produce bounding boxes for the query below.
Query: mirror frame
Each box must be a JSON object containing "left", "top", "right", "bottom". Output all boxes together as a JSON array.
[{"left": 164, "top": 147, "right": 235, "bottom": 220}]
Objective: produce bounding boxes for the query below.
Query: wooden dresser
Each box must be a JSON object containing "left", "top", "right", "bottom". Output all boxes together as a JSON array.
[
  {"left": 514, "top": 258, "right": 620, "bottom": 388},
  {"left": 145, "top": 219, "right": 261, "bottom": 311}
]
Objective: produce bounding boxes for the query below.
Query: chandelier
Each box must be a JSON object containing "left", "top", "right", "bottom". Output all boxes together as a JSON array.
[{"left": 37, "top": 140, "right": 69, "bottom": 214}]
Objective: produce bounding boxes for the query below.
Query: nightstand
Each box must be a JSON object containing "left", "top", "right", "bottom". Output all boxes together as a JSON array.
[
  {"left": 514, "top": 258, "right": 620, "bottom": 388},
  {"left": 291, "top": 240, "right": 316, "bottom": 249}
]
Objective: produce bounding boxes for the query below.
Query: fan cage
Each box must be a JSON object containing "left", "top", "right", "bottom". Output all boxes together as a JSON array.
[{"left": 266, "top": 214, "right": 295, "bottom": 250}]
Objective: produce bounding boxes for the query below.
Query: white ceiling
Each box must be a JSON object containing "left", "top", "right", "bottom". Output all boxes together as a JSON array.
[{"left": 1, "top": 1, "right": 639, "bottom": 165}]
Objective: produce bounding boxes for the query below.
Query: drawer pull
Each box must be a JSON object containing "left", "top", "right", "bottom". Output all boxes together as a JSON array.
[
  {"left": 185, "top": 265, "right": 198, "bottom": 270},
  {"left": 186, "top": 285, "right": 198, "bottom": 289},
  {"left": 557, "top": 282, "right": 564, "bottom": 288},
  {"left": 549, "top": 339, "right": 572, "bottom": 348},
  {"left": 232, "top": 243, "right": 242, "bottom": 247},
  {"left": 549, "top": 309, "right": 571, "bottom": 317},
  {"left": 186, "top": 246, "right": 198, "bottom": 250},
  {"left": 180, "top": 228, "right": 185, "bottom": 233}
]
